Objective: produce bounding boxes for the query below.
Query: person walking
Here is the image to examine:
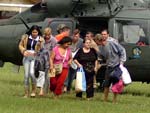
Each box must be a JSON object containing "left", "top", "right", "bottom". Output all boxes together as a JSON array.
[
  {"left": 49, "top": 36, "right": 72, "bottom": 98},
  {"left": 74, "top": 38, "right": 98, "bottom": 100},
  {"left": 98, "top": 29, "right": 126, "bottom": 103},
  {"left": 19, "top": 25, "right": 44, "bottom": 98},
  {"left": 41, "top": 27, "right": 57, "bottom": 95},
  {"left": 63, "top": 29, "right": 83, "bottom": 93}
]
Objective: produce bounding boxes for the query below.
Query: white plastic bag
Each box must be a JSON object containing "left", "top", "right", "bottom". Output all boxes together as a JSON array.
[
  {"left": 75, "top": 67, "right": 86, "bottom": 92},
  {"left": 36, "top": 71, "right": 45, "bottom": 88},
  {"left": 120, "top": 65, "right": 132, "bottom": 85}
]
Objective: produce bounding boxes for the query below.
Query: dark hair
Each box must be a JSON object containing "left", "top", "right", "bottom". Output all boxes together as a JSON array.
[
  {"left": 101, "top": 29, "right": 109, "bottom": 34},
  {"left": 58, "top": 36, "right": 72, "bottom": 45},
  {"left": 73, "top": 29, "right": 80, "bottom": 35},
  {"left": 86, "top": 31, "right": 94, "bottom": 37},
  {"left": 26, "top": 25, "right": 42, "bottom": 36}
]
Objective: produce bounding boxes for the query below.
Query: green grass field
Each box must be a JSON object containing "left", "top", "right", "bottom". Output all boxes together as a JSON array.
[{"left": 0, "top": 63, "right": 150, "bottom": 113}]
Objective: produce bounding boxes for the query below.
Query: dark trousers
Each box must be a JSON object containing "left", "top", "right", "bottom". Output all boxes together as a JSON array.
[{"left": 76, "top": 70, "right": 94, "bottom": 98}]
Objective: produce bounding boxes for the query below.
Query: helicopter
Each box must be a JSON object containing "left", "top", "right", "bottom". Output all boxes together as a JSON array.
[{"left": 0, "top": 0, "right": 150, "bottom": 83}]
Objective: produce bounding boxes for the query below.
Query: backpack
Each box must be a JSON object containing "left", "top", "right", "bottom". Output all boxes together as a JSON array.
[{"left": 34, "top": 50, "right": 47, "bottom": 78}]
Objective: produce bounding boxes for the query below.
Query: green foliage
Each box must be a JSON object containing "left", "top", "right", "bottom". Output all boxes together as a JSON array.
[{"left": 0, "top": 63, "right": 150, "bottom": 113}]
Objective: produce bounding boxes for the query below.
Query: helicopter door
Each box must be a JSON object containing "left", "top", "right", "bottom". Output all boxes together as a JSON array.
[{"left": 112, "top": 19, "right": 150, "bottom": 82}]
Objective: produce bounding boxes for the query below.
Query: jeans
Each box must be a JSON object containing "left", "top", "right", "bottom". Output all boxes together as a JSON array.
[
  {"left": 23, "top": 57, "right": 36, "bottom": 88},
  {"left": 64, "top": 67, "right": 77, "bottom": 91}
]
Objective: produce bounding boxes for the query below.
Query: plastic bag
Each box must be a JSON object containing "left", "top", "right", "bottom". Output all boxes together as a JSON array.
[
  {"left": 36, "top": 71, "right": 45, "bottom": 88},
  {"left": 112, "top": 80, "right": 124, "bottom": 94},
  {"left": 75, "top": 67, "right": 86, "bottom": 92},
  {"left": 120, "top": 65, "right": 132, "bottom": 85}
]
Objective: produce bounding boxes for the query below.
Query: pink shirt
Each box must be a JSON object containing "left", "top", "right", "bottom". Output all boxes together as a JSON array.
[{"left": 53, "top": 46, "right": 71, "bottom": 68}]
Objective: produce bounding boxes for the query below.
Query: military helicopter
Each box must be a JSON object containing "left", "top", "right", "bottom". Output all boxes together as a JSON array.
[{"left": 0, "top": 0, "right": 150, "bottom": 82}]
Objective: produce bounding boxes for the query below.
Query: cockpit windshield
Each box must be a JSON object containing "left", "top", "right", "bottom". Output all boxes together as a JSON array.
[{"left": 31, "top": 2, "right": 48, "bottom": 13}]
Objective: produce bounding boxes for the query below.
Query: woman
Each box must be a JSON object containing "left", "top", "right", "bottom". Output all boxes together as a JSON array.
[
  {"left": 19, "top": 25, "right": 44, "bottom": 97},
  {"left": 49, "top": 36, "right": 72, "bottom": 98},
  {"left": 63, "top": 29, "right": 83, "bottom": 93},
  {"left": 74, "top": 38, "right": 98, "bottom": 100},
  {"left": 36, "top": 27, "right": 57, "bottom": 96}
]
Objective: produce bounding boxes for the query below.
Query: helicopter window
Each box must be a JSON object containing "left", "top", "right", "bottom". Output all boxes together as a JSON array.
[
  {"left": 116, "top": 20, "right": 148, "bottom": 45},
  {"left": 123, "top": 25, "right": 144, "bottom": 43},
  {"left": 0, "top": 11, "right": 18, "bottom": 19}
]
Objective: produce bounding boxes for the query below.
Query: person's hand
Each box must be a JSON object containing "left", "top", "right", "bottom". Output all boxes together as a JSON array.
[
  {"left": 120, "top": 61, "right": 124, "bottom": 66},
  {"left": 78, "top": 63, "right": 82, "bottom": 68},
  {"left": 23, "top": 51, "right": 30, "bottom": 57},
  {"left": 49, "top": 66, "right": 54, "bottom": 72},
  {"left": 68, "top": 60, "right": 72, "bottom": 65},
  {"left": 23, "top": 51, "right": 35, "bottom": 57}
]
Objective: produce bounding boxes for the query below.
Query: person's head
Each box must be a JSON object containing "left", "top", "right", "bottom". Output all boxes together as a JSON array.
[
  {"left": 72, "top": 29, "right": 80, "bottom": 42},
  {"left": 58, "top": 36, "right": 72, "bottom": 49},
  {"left": 94, "top": 33, "right": 102, "bottom": 45},
  {"left": 57, "top": 24, "right": 67, "bottom": 34},
  {"left": 26, "top": 25, "right": 42, "bottom": 38},
  {"left": 55, "top": 26, "right": 71, "bottom": 42},
  {"left": 83, "top": 38, "right": 91, "bottom": 49},
  {"left": 61, "top": 26, "right": 71, "bottom": 36},
  {"left": 97, "top": 33, "right": 107, "bottom": 46},
  {"left": 101, "top": 29, "right": 109, "bottom": 40},
  {"left": 85, "top": 31, "right": 94, "bottom": 39},
  {"left": 43, "top": 27, "right": 52, "bottom": 40}
]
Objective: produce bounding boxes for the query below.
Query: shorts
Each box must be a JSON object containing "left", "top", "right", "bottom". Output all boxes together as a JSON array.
[{"left": 103, "top": 65, "right": 122, "bottom": 87}]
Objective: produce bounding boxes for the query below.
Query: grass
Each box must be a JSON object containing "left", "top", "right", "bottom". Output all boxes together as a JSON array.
[{"left": 1, "top": 63, "right": 150, "bottom": 113}]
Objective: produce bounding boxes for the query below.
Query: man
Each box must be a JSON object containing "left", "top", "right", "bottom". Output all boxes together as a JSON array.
[
  {"left": 55, "top": 24, "right": 71, "bottom": 42},
  {"left": 100, "top": 29, "right": 118, "bottom": 43},
  {"left": 98, "top": 29, "right": 126, "bottom": 103},
  {"left": 56, "top": 24, "right": 67, "bottom": 34}
]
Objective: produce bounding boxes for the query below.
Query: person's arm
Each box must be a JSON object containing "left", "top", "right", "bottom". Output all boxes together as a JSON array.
[
  {"left": 117, "top": 43, "right": 126, "bottom": 65},
  {"left": 49, "top": 50, "right": 55, "bottom": 71},
  {"left": 19, "top": 34, "right": 34, "bottom": 57},
  {"left": 94, "top": 60, "right": 99, "bottom": 72},
  {"left": 18, "top": 34, "right": 27, "bottom": 55},
  {"left": 68, "top": 52, "right": 73, "bottom": 66},
  {"left": 52, "top": 36, "right": 58, "bottom": 48},
  {"left": 73, "top": 48, "right": 82, "bottom": 68},
  {"left": 91, "top": 39, "right": 100, "bottom": 53},
  {"left": 74, "top": 59, "right": 82, "bottom": 68},
  {"left": 111, "top": 41, "right": 127, "bottom": 64}
]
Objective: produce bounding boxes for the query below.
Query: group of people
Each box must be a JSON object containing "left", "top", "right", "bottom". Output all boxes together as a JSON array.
[{"left": 18, "top": 24, "right": 126, "bottom": 103}]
